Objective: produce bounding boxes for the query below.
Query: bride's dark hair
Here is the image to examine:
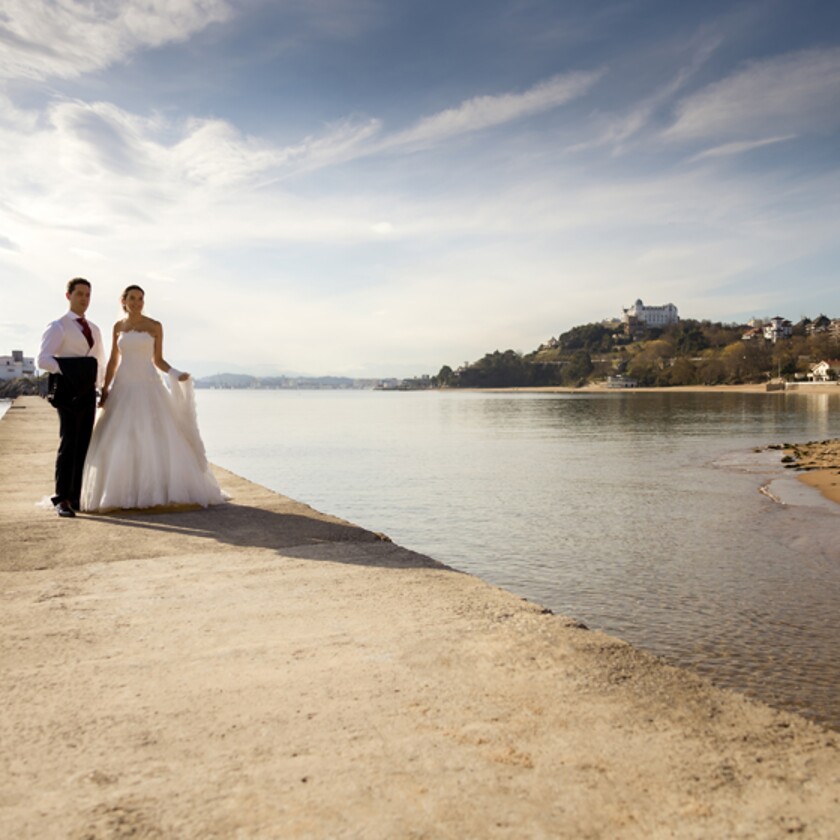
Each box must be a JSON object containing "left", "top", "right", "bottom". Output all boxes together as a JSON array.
[{"left": 121, "top": 284, "right": 145, "bottom": 313}]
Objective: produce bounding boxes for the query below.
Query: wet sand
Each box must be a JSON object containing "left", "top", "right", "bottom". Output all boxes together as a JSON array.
[
  {"left": 1, "top": 397, "right": 839, "bottom": 838},
  {"left": 784, "top": 438, "right": 840, "bottom": 507}
]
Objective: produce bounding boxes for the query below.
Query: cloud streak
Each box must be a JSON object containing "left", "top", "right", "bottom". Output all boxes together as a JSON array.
[
  {"left": 688, "top": 135, "right": 797, "bottom": 162},
  {"left": 380, "top": 71, "right": 605, "bottom": 152},
  {"left": 666, "top": 47, "right": 840, "bottom": 141},
  {"left": 0, "top": 0, "right": 232, "bottom": 81},
  {"left": 16, "top": 69, "right": 601, "bottom": 202}
]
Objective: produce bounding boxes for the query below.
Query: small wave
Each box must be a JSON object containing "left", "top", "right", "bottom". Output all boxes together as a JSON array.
[{"left": 758, "top": 483, "right": 784, "bottom": 505}]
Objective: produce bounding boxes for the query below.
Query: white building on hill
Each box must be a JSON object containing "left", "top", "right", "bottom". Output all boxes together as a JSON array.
[
  {"left": 763, "top": 316, "right": 792, "bottom": 343},
  {"left": 622, "top": 299, "right": 679, "bottom": 328},
  {"left": 1, "top": 350, "right": 35, "bottom": 380}
]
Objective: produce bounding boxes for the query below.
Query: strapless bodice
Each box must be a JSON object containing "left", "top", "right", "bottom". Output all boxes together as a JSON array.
[{"left": 116, "top": 330, "right": 158, "bottom": 383}]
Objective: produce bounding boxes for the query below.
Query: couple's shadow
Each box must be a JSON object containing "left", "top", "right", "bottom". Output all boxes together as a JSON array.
[{"left": 86, "top": 496, "right": 448, "bottom": 571}]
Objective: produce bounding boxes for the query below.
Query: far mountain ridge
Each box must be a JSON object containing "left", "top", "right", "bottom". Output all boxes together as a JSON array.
[{"left": 195, "top": 373, "right": 398, "bottom": 390}]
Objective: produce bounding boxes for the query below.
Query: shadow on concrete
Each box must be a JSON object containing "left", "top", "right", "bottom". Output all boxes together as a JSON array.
[{"left": 80, "top": 502, "right": 450, "bottom": 571}]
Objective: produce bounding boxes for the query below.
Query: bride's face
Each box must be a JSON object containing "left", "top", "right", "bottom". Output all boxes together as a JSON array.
[{"left": 123, "top": 289, "right": 144, "bottom": 315}]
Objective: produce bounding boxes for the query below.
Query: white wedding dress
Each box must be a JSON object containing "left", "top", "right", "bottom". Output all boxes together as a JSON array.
[{"left": 80, "top": 331, "right": 226, "bottom": 512}]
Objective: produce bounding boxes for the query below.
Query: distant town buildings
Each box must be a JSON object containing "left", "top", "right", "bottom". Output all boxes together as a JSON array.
[
  {"left": 763, "top": 316, "right": 793, "bottom": 343},
  {"left": 0, "top": 350, "right": 35, "bottom": 381},
  {"left": 806, "top": 314, "right": 832, "bottom": 335},
  {"left": 622, "top": 298, "right": 679, "bottom": 328}
]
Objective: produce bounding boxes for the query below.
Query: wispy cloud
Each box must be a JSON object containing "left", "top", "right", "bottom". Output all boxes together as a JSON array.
[
  {"left": 0, "top": 0, "right": 232, "bottom": 81},
  {"left": 572, "top": 35, "right": 721, "bottom": 154},
  {"left": 22, "top": 71, "right": 601, "bottom": 199},
  {"left": 382, "top": 71, "right": 604, "bottom": 152},
  {"left": 48, "top": 101, "right": 162, "bottom": 178},
  {"left": 250, "top": 117, "right": 383, "bottom": 184},
  {"left": 688, "top": 134, "right": 797, "bottom": 162},
  {"left": 666, "top": 47, "right": 840, "bottom": 141}
]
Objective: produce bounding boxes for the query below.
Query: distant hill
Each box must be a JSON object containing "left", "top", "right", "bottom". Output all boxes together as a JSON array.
[
  {"left": 402, "top": 314, "right": 840, "bottom": 389},
  {"left": 195, "top": 373, "right": 257, "bottom": 388},
  {"left": 194, "top": 373, "right": 396, "bottom": 390}
]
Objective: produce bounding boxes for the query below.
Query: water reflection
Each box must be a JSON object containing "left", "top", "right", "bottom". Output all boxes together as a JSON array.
[{"left": 198, "top": 390, "right": 840, "bottom": 730}]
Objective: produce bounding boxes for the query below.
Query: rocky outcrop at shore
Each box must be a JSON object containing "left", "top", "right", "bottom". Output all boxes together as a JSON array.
[{"left": 783, "top": 438, "right": 840, "bottom": 506}]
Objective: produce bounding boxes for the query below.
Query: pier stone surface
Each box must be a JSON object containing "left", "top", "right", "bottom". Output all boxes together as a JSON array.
[{"left": 1, "top": 396, "right": 838, "bottom": 838}]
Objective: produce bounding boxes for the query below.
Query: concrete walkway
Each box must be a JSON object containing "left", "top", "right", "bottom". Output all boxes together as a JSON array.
[{"left": 1, "top": 397, "right": 838, "bottom": 839}]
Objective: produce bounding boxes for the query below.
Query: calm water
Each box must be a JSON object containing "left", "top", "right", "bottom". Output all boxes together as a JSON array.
[
  {"left": 195, "top": 389, "right": 840, "bottom": 729},
  {"left": 13, "top": 391, "right": 838, "bottom": 728}
]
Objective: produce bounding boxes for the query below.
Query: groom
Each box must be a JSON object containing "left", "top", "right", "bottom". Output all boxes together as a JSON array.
[{"left": 38, "top": 278, "right": 106, "bottom": 517}]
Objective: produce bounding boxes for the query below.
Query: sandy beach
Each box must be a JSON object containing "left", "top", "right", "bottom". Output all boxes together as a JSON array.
[
  {"left": 1, "top": 396, "right": 839, "bottom": 838},
  {"left": 783, "top": 438, "right": 840, "bottom": 507},
  {"left": 482, "top": 383, "right": 840, "bottom": 395}
]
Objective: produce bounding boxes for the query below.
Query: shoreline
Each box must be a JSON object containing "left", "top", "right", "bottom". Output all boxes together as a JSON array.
[
  {"left": 474, "top": 382, "right": 840, "bottom": 395},
  {"left": 781, "top": 439, "right": 840, "bottom": 507},
  {"left": 460, "top": 383, "right": 840, "bottom": 509},
  {"left": 2, "top": 397, "right": 838, "bottom": 837}
]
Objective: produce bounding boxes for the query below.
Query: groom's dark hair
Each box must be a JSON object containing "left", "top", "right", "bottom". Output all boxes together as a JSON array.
[{"left": 67, "top": 277, "right": 91, "bottom": 294}]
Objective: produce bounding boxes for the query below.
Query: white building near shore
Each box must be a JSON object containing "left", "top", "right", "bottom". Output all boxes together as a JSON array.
[
  {"left": 0, "top": 350, "right": 35, "bottom": 381},
  {"left": 622, "top": 299, "right": 679, "bottom": 328}
]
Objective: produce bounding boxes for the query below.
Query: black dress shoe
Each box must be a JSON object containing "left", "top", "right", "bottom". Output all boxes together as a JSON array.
[{"left": 56, "top": 501, "right": 76, "bottom": 518}]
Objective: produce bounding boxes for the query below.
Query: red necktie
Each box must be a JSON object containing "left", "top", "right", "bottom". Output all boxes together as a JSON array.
[{"left": 77, "top": 317, "right": 94, "bottom": 349}]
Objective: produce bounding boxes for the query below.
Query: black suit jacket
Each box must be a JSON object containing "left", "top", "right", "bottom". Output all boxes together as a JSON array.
[{"left": 47, "top": 357, "right": 99, "bottom": 410}]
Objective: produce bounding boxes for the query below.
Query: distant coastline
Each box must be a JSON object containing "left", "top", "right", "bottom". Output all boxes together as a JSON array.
[
  {"left": 466, "top": 382, "right": 840, "bottom": 395},
  {"left": 194, "top": 373, "right": 398, "bottom": 390}
]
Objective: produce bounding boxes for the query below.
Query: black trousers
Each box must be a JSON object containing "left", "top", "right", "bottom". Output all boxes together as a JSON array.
[{"left": 53, "top": 395, "right": 96, "bottom": 507}]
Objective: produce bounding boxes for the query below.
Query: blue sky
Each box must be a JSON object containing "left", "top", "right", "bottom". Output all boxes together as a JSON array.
[{"left": 2, "top": 0, "right": 840, "bottom": 377}]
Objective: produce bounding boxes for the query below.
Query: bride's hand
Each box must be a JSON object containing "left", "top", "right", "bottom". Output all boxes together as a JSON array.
[
  {"left": 178, "top": 372, "right": 190, "bottom": 382},
  {"left": 98, "top": 390, "right": 109, "bottom": 407}
]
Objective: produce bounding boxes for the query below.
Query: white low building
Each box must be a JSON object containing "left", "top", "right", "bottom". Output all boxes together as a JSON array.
[
  {"left": 0, "top": 350, "right": 36, "bottom": 381},
  {"left": 808, "top": 360, "right": 840, "bottom": 382},
  {"left": 622, "top": 298, "right": 679, "bottom": 328}
]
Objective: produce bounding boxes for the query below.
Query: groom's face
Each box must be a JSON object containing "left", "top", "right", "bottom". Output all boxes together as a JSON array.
[{"left": 66, "top": 283, "right": 91, "bottom": 316}]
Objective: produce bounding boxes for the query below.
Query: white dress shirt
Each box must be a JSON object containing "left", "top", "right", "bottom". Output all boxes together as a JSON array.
[{"left": 38, "top": 311, "right": 107, "bottom": 389}]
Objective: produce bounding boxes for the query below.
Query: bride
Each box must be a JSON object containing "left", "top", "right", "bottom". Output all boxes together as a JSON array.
[{"left": 80, "top": 285, "right": 226, "bottom": 512}]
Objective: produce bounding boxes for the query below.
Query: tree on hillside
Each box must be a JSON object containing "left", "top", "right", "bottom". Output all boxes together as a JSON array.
[
  {"left": 559, "top": 350, "right": 593, "bottom": 386},
  {"left": 810, "top": 332, "right": 840, "bottom": 361},
  {"left": 624, "top": 339, "right": 673, "bottom": 386},
  {"left": 668, "top": 320, "right": 709, "bottom": 355},
  {"left": 720, "top": 340, "right": 771, "bottom": 383},
  {"left": 436, "top": 365, "right": 454, "bottom": 387},
  {"left": 557, "top": 322, "right": 615, "bottom": 353},
  {"left": 657, "top": 356, "right": 697, "bottom": 386},
  {"left": 696, "top": 352, "right": 727, "bottom": 385},
  {"left": 698, "top": 321, "right": 745, "bottom": 348},
  {"left": 457, "top": 350, "right": 532, "bottom": 388}
]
